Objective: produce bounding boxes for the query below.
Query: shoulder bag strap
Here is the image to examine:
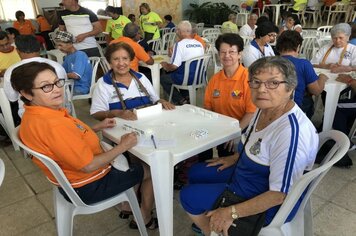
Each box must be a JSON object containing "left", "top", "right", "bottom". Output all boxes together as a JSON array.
[{"left": 111, "top": 72, "right": 127, "bottom": 110}]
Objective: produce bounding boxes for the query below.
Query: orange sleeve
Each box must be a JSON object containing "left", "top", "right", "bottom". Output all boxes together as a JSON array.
[
  {"left": 135, "top": 44, "right": 150, "bottom": 63},
  {"left": 13, "top": 21, "right": 20, "bottom": 31}
]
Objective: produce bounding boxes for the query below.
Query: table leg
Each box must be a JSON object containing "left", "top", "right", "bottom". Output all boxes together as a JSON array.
[
  {"left": 150, "top": 150, "right": 175, "bottom": 236},
  {"left": 275, "top": 6, "right": 280, "bottom": 26},
  {"left": 150, "top": 64, "right": 161, "bottom": 95},
  {"left": 322, "top": 85, "right": 344, "bottom": 132}
]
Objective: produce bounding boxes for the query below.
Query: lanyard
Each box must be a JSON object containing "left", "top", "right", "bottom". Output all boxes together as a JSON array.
[{"left": 321, "top": 44, "right": 348, "bottom": 65}]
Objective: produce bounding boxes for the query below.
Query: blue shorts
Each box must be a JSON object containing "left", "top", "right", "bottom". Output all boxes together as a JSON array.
[
  {"left": 180, "top": 162, "right": 234, "bottom": 215},
  {"left": 59, "top": 163, "right": 143, "bottom": 204}
]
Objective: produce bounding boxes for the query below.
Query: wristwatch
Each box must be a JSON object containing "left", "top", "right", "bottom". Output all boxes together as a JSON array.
[{"left": 231, "top": 205, "right": 239, "bottom": 220}]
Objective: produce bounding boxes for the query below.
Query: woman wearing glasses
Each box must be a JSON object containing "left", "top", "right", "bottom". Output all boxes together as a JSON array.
[
  {"left": 90, "top": 42, "right": 174, "bottom": 121},
  {"left": 242, "top": 21, "right": 278, "bottom": 68},
  {"left": 11, "top": 62, "right": 159, "bottom": 230},
  {"left": 180, "top": 57, "right": 318, "bottom": 236}
]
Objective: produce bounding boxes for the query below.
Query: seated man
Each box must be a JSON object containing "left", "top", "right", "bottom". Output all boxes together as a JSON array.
[
  {"left": 160, "top": 21, "right": 204, "bottom": 104},
  {"left": 55, "top": 31, "right": 93, "bottom": 95},
  {"left": 0, "top": 31, "right": 20, "bottom": 77},
  {"left": 221, "top": 13, "right": 238, "bottom": 34},
  {"left": 239, "top": 13, "right": 258, "bottom": 38},
  {"left": 110, "top": 23, "right": 154, "bottom": 72}
]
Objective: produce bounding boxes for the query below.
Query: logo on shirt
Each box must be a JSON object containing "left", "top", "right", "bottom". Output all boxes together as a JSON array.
[
  {"left": 344, "top": 51, "right": 352, "bottom": 60},
  {"left": 231, "top": 89, "right": 242, "bottom": 99},
  {"left": 249, "top": 138, "right": 262, "bottom": 155},
  {"left": 186, "top": 44, "right": 202, "bottom": 48},
  {"left": 213, "top": 89, "right": 220, "bottom": 97},
  {"left": 75, "top": 123, "right": 87, "bottom": 133}
]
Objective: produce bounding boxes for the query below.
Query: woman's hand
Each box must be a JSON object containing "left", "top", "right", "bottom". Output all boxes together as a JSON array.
[
  {"left": 159, "top": 99, "right": 175, "bottom": 110},
  {"left": 330, "top": 64, "right": 352, "bottom": 73},
  {"left": 119, "top": 132, "right": 138, "bottom": 150},
  {"left": 206, "top": 207, "right": 234, "bottom": 236},
  {"left": 91, "top": 118, "right": 116, "bottom": 132},
  {"left": 205, "top": 155, "right": 238, "bottom": 171}
]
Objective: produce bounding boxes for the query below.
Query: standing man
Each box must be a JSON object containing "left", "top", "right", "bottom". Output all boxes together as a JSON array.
[
  {"left": 58, "top": 0, "right": 102, "bottom": 57},
  {"left": 160, "top": 21, "right": 204, "bottom": 105}
]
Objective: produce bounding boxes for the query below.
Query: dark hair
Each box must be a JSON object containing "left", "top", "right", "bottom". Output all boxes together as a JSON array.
[
  {"left": 255, "top": 21, "right": 277, "bottom": 38},
  {"left": 349, "top": 22, "right": 356, "bottom": 39},
  {"left": 15, "top": 10, "right": 25, "bottom": 20},
  {"left": 215, "top": 33, "right": 244, "bottom": 52},
  {"left": 248, "top": 56, "right": 297, "bottom": 91},
  {"left": 128, "top": 14, "right": 135, "bottom": 20},
  {"left": 105, "top": 42, "right": 135, "bottom": 63},
  {"left": 287, "top": 13, "right": 301, "bottom": 25},
  {"left": 36, "top": 15, "right": 43, "bottom": 18},
  {"left": 15, "top": 35, "right": 41, "bottom": 53},
  {"left": 105, "top": 6, "right": 121, "bottom": 15},
  {"left": 164, "top": 15, "right": 172, "bottom": 21},
  {"left": 0, "top": 31, "right": 9, "bottom": 40},
  {"left": 256, "top": 16, "right": 269, "bottom": 26},
  {"left": 11, "top": 62, "right": 56, "bottom": 105},
  {"left": 123, "top": 23, "right": 139, "bottom": 38},
  {"left": 5, "top": 27, "right": 20, "bottom": 37},
  {"left": 276, "top": 30, "right": 303, "bottom": 53},
  {"left": 140, "top": 3, "right": 151, "bottom": 12}
]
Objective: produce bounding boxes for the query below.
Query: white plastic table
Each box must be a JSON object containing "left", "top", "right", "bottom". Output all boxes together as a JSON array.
[
  {"left": 314, "top": 68, "right": 349, "bottom": 132},
  {"left": 102, "top": 104, "right": 241, "bottom": 236},
  {"left": 139, "top": 55, "right": 169, "bottom": 95}
]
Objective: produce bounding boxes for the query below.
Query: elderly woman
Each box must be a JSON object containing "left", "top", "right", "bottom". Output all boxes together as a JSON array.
[
  {"left": 242, "top": 21, "right": 278, "bottom": 67},
  {"left": 311, "top": 23, "right": 356, "bottom": 73},
  {"left": 11, "top": 62, "right": 158, "bottom": 230},
  {"left": 180, "top": 56, "right": 318, "bottom": 236},
  {"left": 139, "top": 3, "right": 162, "bottom": 40},
  {"left": 277, "top": 30, "right": 328, "bottom": 117},
  {"left": 90, "top": 42, "right": 174, "bottom": 121},
  {"left": 203, "top": 33, "right": 256, "bottom": 159},
  {"left": 221, "top": 14, "right": 238, "bottom": 34}
]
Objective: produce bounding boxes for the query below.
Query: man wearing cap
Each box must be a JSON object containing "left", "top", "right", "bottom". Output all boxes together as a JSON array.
[
  {"left": 58, "top": 0, "right": 102, "bottom": 57},
  {"left": 55, "top": 31, "right": 92, "bottom": 95},
  {"left": 110, "top": 23, "right": 154, "bottom": 72}
]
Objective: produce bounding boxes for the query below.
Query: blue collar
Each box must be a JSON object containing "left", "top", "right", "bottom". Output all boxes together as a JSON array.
[{"left": 251, "top": 39, "right": 268, "bottom": 56}]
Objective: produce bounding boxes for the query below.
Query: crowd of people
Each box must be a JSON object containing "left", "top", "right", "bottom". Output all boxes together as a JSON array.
[{"left": 0, "top": 0, "right": 355, "bottom": 235}]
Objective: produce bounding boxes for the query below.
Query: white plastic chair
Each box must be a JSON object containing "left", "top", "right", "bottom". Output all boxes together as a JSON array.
[
  {"left": 99, "top": 56, "right": 111, "bottom": 74},
  {"left": 211, "top": 46, "right": 222, "bottom": 74},
  {"left": 202, "top": 28, "right": 220, "bottom": 37},
  {"left": 259, "top": 130, "right": 350, "bottom": 236},
  {"left": 299, "top": 36, "right": 318, "bottom": 60},
  {"left": 12, "top": 127, "right": 148, "bottom": 236},
  {"left": 0, "top": 158, "right": 5, "bottom": 187},
  {"left": 71, "top": 56, "right": 100, "bottom": 101},
  {"left": 169, "top": 54, "right": 211, "bottom": 105},
  {"left": 147, "top": 38, "right": 162, "bottom": 54},
  {"left": 48, "top": 32, "right": 57, "bottom": 48},
  {"left": 160, "top": 27, "right": 170, "bottom": 37},
  {"left": 304, "top": 2, "right": 324, "bottom": 24},
  {"left": 160, "top": 32, "right": 176, "bottom": 55},
  {"left": 326, "top": 2, "right": 349, "bottom": 25}
]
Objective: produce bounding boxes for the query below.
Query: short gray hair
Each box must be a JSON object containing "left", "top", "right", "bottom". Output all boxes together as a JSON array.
[
  {"left": 123, "top": 23, "right": 139, "bottom": 39},
  {"left": 248, "top": 56, "right": 297, "bottom": 91},
  {"left": 178, "top": 20, "right": 192, "bottom": 33},
  {"left": 330, "top": 23, "right": 351, "bottom": 37}
]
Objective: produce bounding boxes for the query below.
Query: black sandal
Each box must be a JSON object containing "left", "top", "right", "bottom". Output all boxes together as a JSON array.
[
  {"left": 129, "top": 217, "right": 159, "bottom": 230},
  {"left": 119, "top": 210, "right": 133, "bottom": 219}
]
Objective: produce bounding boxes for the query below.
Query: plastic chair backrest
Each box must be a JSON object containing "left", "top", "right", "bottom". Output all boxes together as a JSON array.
[
  {"left": 72, "top": 56, "right": 101, "bottom": 101},
  {"left": 48, "top": 32, "right": 57, "bottom": 48},
  {"left": 203, "top": 32, "right": 220, "bottom": 44},
  {"left": 161, "top": 32, "right": 176, "bottom": 55},
  {"left": 181, "top": 54, "right": 211, "bottom": 86},
  {"left": 147, "top": 38, "right": 161, "bottom": 54},
  {"left": 0, "top": 158, "right": 5, "bottom": 187},
  {"left": 265, "top": 130, "right": 350, "bottom": 229},
  {"left": 160, "top": 27, "right": 170, "bottom": 37},
  {"left": 99, "top": 57, "right": 111, "bottom": 74},
  {"left": 202, "top": 28, "right": 220, "bottom": 37},
  {"left": 12, "top": 127, "right": 88, "bottom": 207},
  {"left": 299, "top": 36, "right": 317, "bottom": 60}
]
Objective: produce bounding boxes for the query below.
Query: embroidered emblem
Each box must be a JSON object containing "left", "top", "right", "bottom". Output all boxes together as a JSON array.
[
  {"left": 231, "top": 89, "right": 242, "bottom": 99},
  {"left": 249, "top": 138, "right": 262, "bottom": 155},
  {"left": 344, "top": 51, "right": 351, "bottom": 60},
  {"left": 213, "top": 89, "right": 220, "bottom": 97}
]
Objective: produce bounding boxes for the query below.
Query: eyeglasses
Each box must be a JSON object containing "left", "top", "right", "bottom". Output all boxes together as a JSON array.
[
  {"left": 268, "top": 33, "right": 277, "bottom": 38},
  {"left": 248, "top": 79, "right": 288, "bottom": 89},
  {"left": 32, "top": 79, "right": 65, "bottom": 93},
  {"left": 219, "top": 50, "right": 238, "bottom": 56}
]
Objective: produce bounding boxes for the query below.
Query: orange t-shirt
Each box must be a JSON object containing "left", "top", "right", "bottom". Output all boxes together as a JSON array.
[
  {"left": 204, "top": 65, "right": 256, "bottom": 120},
  {"left": 110, "top": 36, "right": 151, "bottom": 71},
  {"left": 194, "top": 34, "right": 206, "bottom": 49},
  {"left": 20, "top": 106, "right": 110, "bottom": 188},
  {"left": 37, "top": 16, "right": 52, "bottom": 32},
  {"left": 13, "top": 20, "right": 36, "bottom": 35}
]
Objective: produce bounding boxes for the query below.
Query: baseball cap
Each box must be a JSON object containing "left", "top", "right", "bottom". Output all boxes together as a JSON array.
[{"left": 55, "top": 31, "right": 74, "bottom": 43}]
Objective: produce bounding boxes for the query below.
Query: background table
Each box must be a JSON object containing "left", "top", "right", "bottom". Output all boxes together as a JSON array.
[
  {"left": 139, "top": 55, "right": 169, "bottom": 95},
  {"left": 103, "top": 104, "right": 241, "bottom": 236},
  {"left": 314, "top": 68, "right": 349, "bottom": 132}
]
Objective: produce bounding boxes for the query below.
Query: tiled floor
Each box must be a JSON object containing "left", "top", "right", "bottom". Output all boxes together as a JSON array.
[{"left": 0, "top": 18, "right": 355, "bottom": 236}]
